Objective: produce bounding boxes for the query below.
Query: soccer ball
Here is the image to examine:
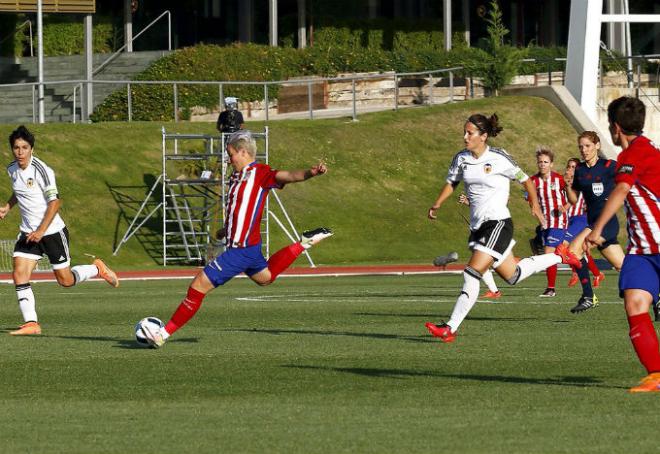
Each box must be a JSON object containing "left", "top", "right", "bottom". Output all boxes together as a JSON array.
[{"left": 135, "top": 317, "right": 164, "bottom": 348}]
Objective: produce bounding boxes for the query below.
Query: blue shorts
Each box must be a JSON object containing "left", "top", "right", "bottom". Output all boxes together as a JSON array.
[
  {"left": 619, "top": 254, "right": 660, "bottom": 304},
  {"left": 203, "top": 244, "right": 268, "bottom": 287},
  {"left": 541, "top": 228, "right": 566, "bottom": 247},
  {"left": 565, "top": 215, "right": 588, "bottom": 241},
  {"left": 589, "top": 216, "right": 619, "bottom": 251}
]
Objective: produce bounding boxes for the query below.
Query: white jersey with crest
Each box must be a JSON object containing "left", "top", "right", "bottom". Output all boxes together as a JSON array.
[
  {"left": 6, "top": 155, "right": 65, "bottom": 235},
  {"left": 446, "top": 145, "right": 529, "bottom": 230}
]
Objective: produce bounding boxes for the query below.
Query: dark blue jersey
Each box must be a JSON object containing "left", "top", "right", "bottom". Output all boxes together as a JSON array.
[
  {"left": 572, "top": 158, "right": 617, "bottom": 225},
  {"left": 573, "top": 158, "right": 616, "bottom": 225}
]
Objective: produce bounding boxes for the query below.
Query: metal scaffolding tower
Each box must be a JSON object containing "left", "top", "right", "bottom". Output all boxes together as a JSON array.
[{"left": 113, "top": 127, "right": 315, "bottom": 267}]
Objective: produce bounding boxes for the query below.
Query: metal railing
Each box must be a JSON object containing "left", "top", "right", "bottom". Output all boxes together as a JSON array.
[
  {"left": 1, "top": 55, "right": 658, "bottom": 124},
  {"left": 0, "top": 19, "right": 33, "bottom": 57},
  {"left": 94, "top": 10, "right": 172, "bottom": 76}
]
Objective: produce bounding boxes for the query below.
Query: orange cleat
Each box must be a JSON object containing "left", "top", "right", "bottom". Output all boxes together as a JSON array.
[
  {"left": 481, "top": 290, "right": 502, "bottom": 299},
  {"left": 10, "top": 321, "right": 42, "bottom": 336},
  {"left": 425, "top": 322, "right": 456, "bottom": 343},
  {"left": 568, "top": 272, "right": 579, "bottom": 288},
  {"left": 93, "top": 258, "right": 119, "bottom": 288},
  {"left": 555, "top": 243, "right": 582, "bottom": 268},
  {"left": 629, "top": 372, "right": 660, "bottom": 393},
  {"left": 593, "top": 273, "right": 605, "bottom": 288}
]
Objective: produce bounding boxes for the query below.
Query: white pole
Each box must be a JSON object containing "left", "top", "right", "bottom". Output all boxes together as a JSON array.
[
  {"left": 269, "top": 0, "right": 278, "bottom": 46},
  {"left": 36, "top": 0, "right": 44, "bottom": 124},
  {"left": 124, "top": 0, "right": 133, "bottom": 52},
  {"left": 444, "top": 0, "right": 452, "bottom": 51},
  {"left": 297, "top": 0, "right": 306, "bottom": 49}
]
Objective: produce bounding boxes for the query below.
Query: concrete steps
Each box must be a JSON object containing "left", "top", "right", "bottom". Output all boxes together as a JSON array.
[{"left": 0, "top": 50, "right": 169, "bottom": 123}]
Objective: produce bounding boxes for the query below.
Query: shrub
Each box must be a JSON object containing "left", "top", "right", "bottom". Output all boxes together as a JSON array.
[
  {"left": 469, "top": 0, "right": 526, "bottom": 96},
  {"left": 40, "top": 15, "right": 115, "bottom": 56}
]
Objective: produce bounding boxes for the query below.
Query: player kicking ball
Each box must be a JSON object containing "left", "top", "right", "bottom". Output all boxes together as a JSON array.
[
  {"left": 141, "top": 130, "right": 332, "bottom": 348},
  {"left": 0, "top": 126, "right": 119, "bottom": 336}
]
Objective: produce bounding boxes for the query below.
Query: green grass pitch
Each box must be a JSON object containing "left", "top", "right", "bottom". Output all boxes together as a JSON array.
[{"left": 0, "top": 272, "right": 656, "bottom": 453}]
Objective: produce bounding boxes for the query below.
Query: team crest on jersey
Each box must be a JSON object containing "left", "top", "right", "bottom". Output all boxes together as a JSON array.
[
  {"left": 592, "top": 182, "right": 604, "bottom": 196},
  {"left": 483, "top": 163, "right": 492, "bottom": 174},
  {"left": 26, "top": 178, "right": 34, "bottom": 188}
]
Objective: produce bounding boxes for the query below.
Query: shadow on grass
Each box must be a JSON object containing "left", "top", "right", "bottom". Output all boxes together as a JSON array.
[
  {"left": 354, "top": 313, "right": 539, "bottom": 322},
  {"left": 32, "top": 334, "right": 200, "bottom": 349},
  {"left": 224, "top": 327, "right": 435, "bottom": 344},
  {"left": 283, "top": 364, "right": 622, "bottom": 389}
]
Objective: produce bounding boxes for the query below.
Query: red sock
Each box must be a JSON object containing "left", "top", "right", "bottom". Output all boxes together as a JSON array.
[
  {"left": 267, "top": 243, "right": 304, "bottom": 282},
  {"left": 628, "top": 313, "right": 660, "bottom": 373},
  {"left": 165, "top": 287, "right": 205, "bottom": 335},
  {"left": 546, "top": 264, "right": 557, "bottom": 288},
  {"left": 586, "top": 254, "right": 601, "bottom": 276}
]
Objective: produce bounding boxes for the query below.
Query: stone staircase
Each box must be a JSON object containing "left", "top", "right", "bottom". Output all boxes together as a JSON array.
[{"left": 0, "top": 50, "right": 169, "bottom": 124}]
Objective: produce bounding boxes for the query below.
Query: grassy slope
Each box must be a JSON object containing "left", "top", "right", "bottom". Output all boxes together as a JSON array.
[{"left": 0, "top": 97, "right": 594, "bottom": 269}]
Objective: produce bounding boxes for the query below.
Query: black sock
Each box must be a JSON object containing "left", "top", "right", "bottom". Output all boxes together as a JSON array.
[{"left": 577, "top": 258, "right": 593, "bottom": 298}]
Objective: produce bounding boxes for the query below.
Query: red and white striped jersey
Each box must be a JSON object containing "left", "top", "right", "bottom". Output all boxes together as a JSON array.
[
  {"left": 566, "top": 191, "right": 585, "bottom": 218},
  {"left": 615, "top": 135, "right": 660, "bottom": 255},
  {"left": 531, "top": 171, "right": 568, "bottom": 229},
  {"left": 225, "top": 162, "right": 281, "bottom": 248}
]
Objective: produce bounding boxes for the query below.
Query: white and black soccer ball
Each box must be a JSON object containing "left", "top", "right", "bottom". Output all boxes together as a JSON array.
[{"left": 135, "top": 317, "right": 164, "bottom": 348}]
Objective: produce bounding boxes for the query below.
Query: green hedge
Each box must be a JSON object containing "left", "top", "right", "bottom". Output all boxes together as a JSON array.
[
  {"left": 0, "top": 14, "right": 117, "bottom": 58},
  {"left": 91, "top": 42, "right": 484, "bottom": 122}
]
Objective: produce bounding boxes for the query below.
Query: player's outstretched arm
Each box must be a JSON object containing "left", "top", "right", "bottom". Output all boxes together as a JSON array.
[
  {"left": 522, "top": 179, "right": 546, "bottom": 229},
  {"left": 0, "top": 193, "right": 17, "bottom": 219},
  {"left": 428, "top": 182, "right": 455, "bottom": 220},
  {"left": 275, "top": 163, "right": 327, "bottom": 185}
]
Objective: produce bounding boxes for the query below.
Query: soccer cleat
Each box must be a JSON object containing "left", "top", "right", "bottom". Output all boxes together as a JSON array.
[
  {"left": 300, "top": 227, "right": 333, "bottom": 249},
  {"left": 629, "top": 372, "right": 660, "bottom": 393},
  {"left": 568, "top": 272, "right": 579, "bottom": 288},
  {"left": 592, "top": 273, "right": 605, "bottom": 288},
  {"left": 9, "top": 321, "right": 41, "bottom": 336},
  {"left": 141, "top": 323, "right": 167, "bottom": 348},
  {"left": 425, "top": 322, "right": 456, "bottom": 343},
  {"left": 93, "top": 258, "right": 119, "bottom": 288},
  {"left": 554, "top": 243, "right": 582, "bottom": 269},
  {"left": 480, "top": 290, "right": 502, "bottom": 299},
  {"left": 570, "top": 295, "right": 599, "bottom": 313},
  {"left": 539, "top": 288, "right": 556, "bottom": 298}
]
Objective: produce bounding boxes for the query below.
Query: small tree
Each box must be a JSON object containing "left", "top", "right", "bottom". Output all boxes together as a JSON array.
[{"left": 469, "top": 0, "right": 526, "bottom": 96}]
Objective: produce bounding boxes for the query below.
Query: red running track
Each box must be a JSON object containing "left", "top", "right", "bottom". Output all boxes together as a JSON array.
[{"left": 0, "top": 264, "right": 464, "bottom": 283}]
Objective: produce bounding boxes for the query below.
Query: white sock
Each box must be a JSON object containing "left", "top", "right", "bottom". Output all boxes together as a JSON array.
[
  {"left": 482, "top": 269, "right": 498, "bottom": 293},
  {"left": 447, "top": 267, "right": 482, "bottom": 333},
  {"left": 16, "top": 283, "right": 37, "bottom": 323},
  {"left": 71, "top": 264, "right": 99, "bottom": 284},
  {"left": 512, "top": 253, "right": 561, "bottom": 284}
]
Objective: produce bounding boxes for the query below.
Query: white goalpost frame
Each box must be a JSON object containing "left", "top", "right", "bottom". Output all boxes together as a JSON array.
[{"left": 565, "top": 0, "right": 660, "bottom": 122}]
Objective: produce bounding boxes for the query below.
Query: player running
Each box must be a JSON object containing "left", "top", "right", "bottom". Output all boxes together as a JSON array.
[
  {"left": 530, "top": 147, "right": 568, "bottom": 298},
  {"left": 584, "top": 96, "right": 660, "bottom": 392},
  {"left": 0, "top": 126, "right": 118, "bottom": 336},
  {"left": 565, "top": 131, "right": 626, "bottom": 313},
  {"left": 141, "top": 130, "right": 332, "bottom": 348},
  {"left": 425, "top": 113, "right": 581, "bottom": 343},
  {"left": 563, "top": 157, "right": 603, "bottom": 289}
]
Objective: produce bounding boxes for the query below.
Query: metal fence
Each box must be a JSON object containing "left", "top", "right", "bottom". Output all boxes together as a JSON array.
[{"left": 1, "top": 54, "right": 658, "bottom": 125}]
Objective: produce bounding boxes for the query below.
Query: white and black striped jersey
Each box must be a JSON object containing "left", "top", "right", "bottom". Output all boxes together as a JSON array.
[
  {"left": 446, "top": 146, "right": 529, "bottom": 230},
  {"left": 6, "top": 155, "right": 65, "bottom": 235}
]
